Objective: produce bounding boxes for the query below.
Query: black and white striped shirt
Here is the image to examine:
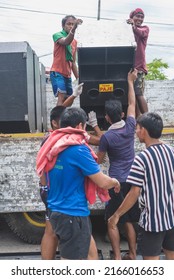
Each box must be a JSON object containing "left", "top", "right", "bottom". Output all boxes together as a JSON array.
[{"left": 127, "top": 143, "right": 174, "bottom": 232}]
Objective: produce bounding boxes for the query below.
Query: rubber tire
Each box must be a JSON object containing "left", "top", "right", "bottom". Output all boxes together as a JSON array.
[{"left": 4, "top": 212, "right": 46, "bottom": 244}]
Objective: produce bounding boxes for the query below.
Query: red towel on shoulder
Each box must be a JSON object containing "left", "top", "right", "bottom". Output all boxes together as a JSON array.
[{"left": 36, "top": 127, "right": 110, "bottom": 204}]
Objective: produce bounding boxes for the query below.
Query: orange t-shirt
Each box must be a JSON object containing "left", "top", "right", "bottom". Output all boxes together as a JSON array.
[{"left": 50, "top": 39, "right": 77, "bottom": 78}]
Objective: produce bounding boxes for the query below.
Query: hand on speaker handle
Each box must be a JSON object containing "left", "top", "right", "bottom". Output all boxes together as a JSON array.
[
  {"left": 72, "top": 83, "right": 84, "bottom": 97},
  {"left": 87, "top": 111, "right": 98, "bottom": 128}
]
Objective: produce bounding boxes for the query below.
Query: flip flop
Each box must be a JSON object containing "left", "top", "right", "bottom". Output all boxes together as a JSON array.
[{"left": 122, "top": 252, "right": 133, "bottom": 260}]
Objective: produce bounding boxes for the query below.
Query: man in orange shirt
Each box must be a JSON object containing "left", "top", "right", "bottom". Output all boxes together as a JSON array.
[{"left": 50, "top": 15, "right": 83, "bottom": 105}]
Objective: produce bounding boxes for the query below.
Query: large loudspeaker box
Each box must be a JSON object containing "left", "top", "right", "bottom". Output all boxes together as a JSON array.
[
  {"left": 78, "top": 46, "right": 135, "bottom": 130},
  {"left": 0, "top": 41, "right": 46, "bottom": 133}
]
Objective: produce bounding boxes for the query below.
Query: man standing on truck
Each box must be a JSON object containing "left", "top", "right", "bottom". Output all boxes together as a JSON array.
[
  {"left": 97, "top": 69, "right": 140, "bottom": 260},
  {"left": 127, "top": 8, "right": 149, "bottom": 117},
  {"left": 50, "top": 15, "right": 82, "bottom": 106},
  {"left": 37, "top": 107, "right": 120, "bottom": 260}
]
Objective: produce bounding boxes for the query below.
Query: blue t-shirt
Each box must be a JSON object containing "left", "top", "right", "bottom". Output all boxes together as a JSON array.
[
  {"left": 99, "top": 116, "right": 136, "bottom": 182},
  {"left": 47, "top": 144, "right": 100, "bottom": 216}
]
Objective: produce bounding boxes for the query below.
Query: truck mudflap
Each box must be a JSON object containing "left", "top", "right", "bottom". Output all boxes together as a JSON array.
[{"left": 3, "top": 212, "right": 45, "bottom": 244}]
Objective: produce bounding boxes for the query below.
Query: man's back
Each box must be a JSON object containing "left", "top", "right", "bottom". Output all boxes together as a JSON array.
[
  {"left": 47, "top": 144, "right": 100, "bottom": 216},
  {"left": 99, "top": 116, "right": 136, "bottom": 182}
]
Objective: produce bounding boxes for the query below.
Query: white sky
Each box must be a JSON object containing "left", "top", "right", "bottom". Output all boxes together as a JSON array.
[{"left": 0, "top": 0, "right": 173, "bottom": 78}]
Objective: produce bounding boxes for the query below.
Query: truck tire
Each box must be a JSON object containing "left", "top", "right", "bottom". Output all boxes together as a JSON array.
[{"left": 4, "top": 212, "right": 45, "bottom": 244}]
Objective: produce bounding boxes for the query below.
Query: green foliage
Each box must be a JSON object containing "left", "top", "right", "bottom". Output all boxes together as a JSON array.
[{"left": 145, "top": 58, "right": 169, "bottom": 80}]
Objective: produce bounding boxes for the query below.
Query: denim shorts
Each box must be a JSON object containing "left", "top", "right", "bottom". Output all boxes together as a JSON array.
[
  {"left": 50, "top": 71, "right": 73, "bottom": 97},
  {"left": 49, "top": 211, "right": 92, "bottom": 259},
  {"left": 134, "top": 72, "right": 145, "bottom": 96}
]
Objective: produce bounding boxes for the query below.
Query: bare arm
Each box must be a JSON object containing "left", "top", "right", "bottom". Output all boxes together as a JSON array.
[
  {"left": 108, "top": 186, "right": 140, "bottom": 229},
  {"left": 72, "top": 52, "right": 79, "bottom": 79},
  {"left": 93, "top": 125, "right": 103, "bottom": 138},
  {"left": 62, "top": 95, "right": 76, "bottom": 107},
  {"left": 88, "top": 134, "right": 100, "bottom": 146},
  {"left": 62, "top": 83, "right": 84, "bottom": 107},
  {"left": 88, "top": 171, "right": 120, "bottom": 192},
  {"left": 88, "top": 125, "right": 103, "bottom": 146},
  {"left": 97, "top": 150, "right": 107, "bottom": 164},
  {"left": 126, "top": 69, "right": 137, "bottom": 118},
  {"left": 58, "top": 18, "right": 83, "bottom": 46}
]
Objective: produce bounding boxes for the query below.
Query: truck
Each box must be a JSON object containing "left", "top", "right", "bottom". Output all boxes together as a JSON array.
[{"left": 0, "top": 41, "right": 174, "bottom": 245}]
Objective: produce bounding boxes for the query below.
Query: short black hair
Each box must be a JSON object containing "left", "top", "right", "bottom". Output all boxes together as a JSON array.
[
  {"left": 62, "top": 15, "right": 76, "bottom": 28},
  {"left": 50, "top": 106, "right": 65, "bottom": 129},
  {"left": 105, "top": 100, "right": 123, "bottom": 123},
  {"left": 137, "top": 112, "right": 163, "bottom": 138},
  {"left": 60, "top": 107, "right": 87, "bottom": 128}
]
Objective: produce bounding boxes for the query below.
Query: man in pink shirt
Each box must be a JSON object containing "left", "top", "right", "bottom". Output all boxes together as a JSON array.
[
  {"left": 127, "top": 8, "right": 149, "bottom": 117},
  {"left": 50, "top": 15, "right": 82, "bottom": 105}
]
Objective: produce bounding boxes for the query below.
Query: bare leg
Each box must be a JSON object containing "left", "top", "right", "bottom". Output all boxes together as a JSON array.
[
  {"left": 163, "top": 248, "right": 174, "bottom": 260},
  {"left": 124, "top": 222, "right": 137, "bottom": 260},
  {"left": 135, "top": 101, "right": 141, "bottom": 119},
  {"left": 136, "top": 95, "right": 148, "bottom": 114},
  {"left": 107, "top": 225, "right": 121, "bottom": 260},
  {"left": 57, "top": 92, "right": 66, "bottom": 106},
  {"left": 87, "top": 235, "right": 98, "bottom": 260},
  {"left": 143, "top": 255, "right": 160, "bottom": 260},
  {"left": 41, "top": 220, "right": 58, "bottom": 260}
]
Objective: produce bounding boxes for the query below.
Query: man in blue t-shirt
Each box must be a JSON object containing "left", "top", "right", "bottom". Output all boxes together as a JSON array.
[
  {"left": 97, "top": 69, "right": 139, "bottom": 260},
  {"left": 45, "top": 107, "right": 120, "bottom": 260}
]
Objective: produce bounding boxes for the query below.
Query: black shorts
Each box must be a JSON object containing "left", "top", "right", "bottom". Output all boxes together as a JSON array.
[
  {"left": 105, "top": 182, "right": 140, "bottom": 224},
  {"left": 49, "top": 211, "right": 92, "bottom": 260},
  {"left": 137, "top": 226, "right": 174, "bottom": 257}
]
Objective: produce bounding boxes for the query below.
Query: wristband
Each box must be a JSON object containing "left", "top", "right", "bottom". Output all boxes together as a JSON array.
[{"left": 70, "top": 30, "right": 74, "bottom": 35}]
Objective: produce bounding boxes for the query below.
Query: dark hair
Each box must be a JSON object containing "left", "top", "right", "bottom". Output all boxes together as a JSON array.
[
  {"left": 50, "top": 106, "right": 65, "bottom": 129},
  {"left": 62, "top": 15, "right": 76, "bottom": 28},
  {"left": 137, "top": 112, "right": 163, "bottom": 138},
  {"left": 105, "top": 100, "right": 123, "bottom": 123},
  {"left": 60, "top": 107, "right": 87, "bottom": 128}
]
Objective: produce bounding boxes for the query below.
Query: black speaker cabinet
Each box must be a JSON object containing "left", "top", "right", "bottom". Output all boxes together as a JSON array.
[
  {"left": 0, "top": 41, "right": 46, "bottom": 133},
  {"left": 78, "top": 46, "right": 135, "bottom": 130}
]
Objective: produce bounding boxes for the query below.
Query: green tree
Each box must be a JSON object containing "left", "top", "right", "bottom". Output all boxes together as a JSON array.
[{"left": 145, "top": 58, "right": 169, "bottom": 80}]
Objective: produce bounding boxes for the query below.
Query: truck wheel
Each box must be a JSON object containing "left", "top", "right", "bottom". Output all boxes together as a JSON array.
[{"left": 4, "top": 212, "right": 46, "bottom": 244}]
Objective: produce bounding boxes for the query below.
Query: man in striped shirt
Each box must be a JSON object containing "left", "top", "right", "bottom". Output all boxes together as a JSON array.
[{"left": 108, "top": 112, "right": 174, "bottom": 260}]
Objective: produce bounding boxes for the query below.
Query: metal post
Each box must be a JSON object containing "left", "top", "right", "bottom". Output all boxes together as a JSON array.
[{"left": 97, "top": 0, "right": 101, "bottom": 20}]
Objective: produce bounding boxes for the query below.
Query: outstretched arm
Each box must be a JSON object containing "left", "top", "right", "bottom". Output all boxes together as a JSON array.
[
  {"left": 62, "top": 83, "right": 84, "bottom": 107},
  {"left": 87, "top": 111, "right": 103, "bottom": 146},
  {"left": 127, "top": 69, "right": 137, "bottom": 118},
  {"left": 108, "top": 186, "right": 140, "bottom": 229}
]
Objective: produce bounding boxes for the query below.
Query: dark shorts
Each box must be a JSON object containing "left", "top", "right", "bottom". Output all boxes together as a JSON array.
[
  {"left": 137, "top": 226, "right": 174, "bottom": 256},
  {"left": 105, "top": 182, "right": 140, "bottom": 223},
  {"left": 49, "top": 211, "right": 91, "bottom": 259},
  {"left": 50, "top": 71, "right": 73, "bottom": 97},
  {"left": 134, "top": 72, "right": 145, "bottom": 96}
]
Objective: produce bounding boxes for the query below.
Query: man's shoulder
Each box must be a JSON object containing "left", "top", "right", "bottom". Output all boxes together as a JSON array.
[
  {"left": 52, "top": 31, "right": 64, "bottom": 42},
  {"left": 125, "top": 116, "right": 136, "bottom": 128}
]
